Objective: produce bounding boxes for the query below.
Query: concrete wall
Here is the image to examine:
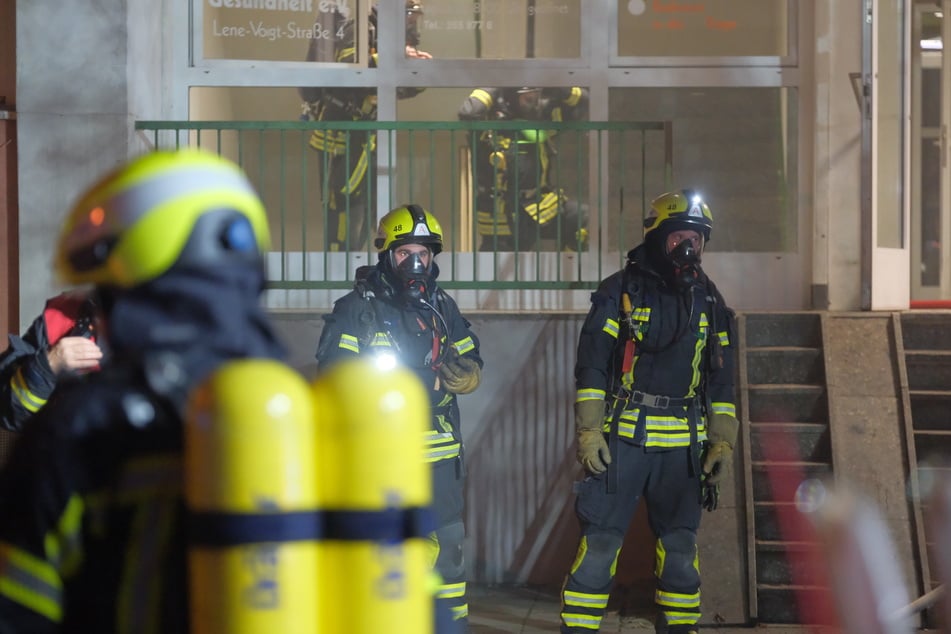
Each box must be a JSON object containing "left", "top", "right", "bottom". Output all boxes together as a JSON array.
[
  {"left": 15, "top": 0, "right": 163, "bottom": 327},
  {"left": 812, "top": 2, "right": 864, "bottom": 310}
]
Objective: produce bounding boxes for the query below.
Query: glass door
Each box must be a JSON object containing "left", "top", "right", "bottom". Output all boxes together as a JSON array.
[{"left": 911, "top": 0, "right": 951, "bottom": 303}]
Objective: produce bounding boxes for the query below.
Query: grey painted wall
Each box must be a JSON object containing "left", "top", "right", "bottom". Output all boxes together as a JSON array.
[{"left": 15, "top": 0, "right": 163, "bottom": 326}]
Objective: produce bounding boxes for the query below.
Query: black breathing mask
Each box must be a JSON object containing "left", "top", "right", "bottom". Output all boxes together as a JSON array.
[
  {"left": 667, "top": 239, "right": 702, "bottom": 288},
  {"left": 394, "top": 250, "right": 432, "bottom": 303}
]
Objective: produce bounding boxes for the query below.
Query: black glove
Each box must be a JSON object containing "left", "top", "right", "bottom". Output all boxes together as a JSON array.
[{"left": 701, "top": 477, "right": 720, "bottom": 512}]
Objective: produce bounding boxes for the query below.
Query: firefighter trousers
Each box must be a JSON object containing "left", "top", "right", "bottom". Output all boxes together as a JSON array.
[
  {"left": 313, "top": 131, "right": 375, "bottom": 252},
  {"left": 561, "top": 442, "right": 703, "bottom": 633},
  {"left": 431, "top": 456, "right": 469, "bottom": 629}
]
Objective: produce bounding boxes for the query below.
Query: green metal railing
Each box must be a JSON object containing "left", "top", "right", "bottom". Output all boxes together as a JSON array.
[{"left": 135, "top": 120, "right": 672, "bottom": 292}]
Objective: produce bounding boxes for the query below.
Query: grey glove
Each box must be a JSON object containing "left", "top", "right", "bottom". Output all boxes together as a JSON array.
[{"left": 575, "top": 399, "right": 610, "bottom": 474}]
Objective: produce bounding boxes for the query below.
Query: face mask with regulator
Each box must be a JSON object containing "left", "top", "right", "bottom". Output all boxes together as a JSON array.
[{"left": 667, "top": 237, "right": 702, "bottom": 288}]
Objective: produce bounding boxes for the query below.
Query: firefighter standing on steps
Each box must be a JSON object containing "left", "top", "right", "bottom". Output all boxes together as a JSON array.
[
  {"left": 315, "top": 203, "right": 483, "bottom": 630},
  {"left": 560, "top": 190, "right": 739, "bottom": 634}
]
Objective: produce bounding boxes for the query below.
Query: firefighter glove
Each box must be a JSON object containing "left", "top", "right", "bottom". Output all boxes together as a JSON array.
[
  {"left": 575, "top": 399, "right": 610, "bottom": 474},
  {"left": 702, "top": 413, "right": 739, "bottom": 485},
  {"left": 438, "top": 355, "right": 481, "bottom": 394}
]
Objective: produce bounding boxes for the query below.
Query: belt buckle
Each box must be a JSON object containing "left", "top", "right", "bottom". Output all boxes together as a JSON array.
[{"left": 654, "top": 395, "right": 670, "bottom": 408}]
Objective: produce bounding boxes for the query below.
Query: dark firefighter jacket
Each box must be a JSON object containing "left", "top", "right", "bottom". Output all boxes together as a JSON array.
[
  {"left": 0, "top": 264, "right": 286, "bottom": 633},
  {"left": 457, "top": 87, "right": 589, "bottom": 233},
  {"left": 300, "top": 10, "right": 424, "bottom": 151},
  {"left": 0, "top": 291, "right": 99, "bottom": 432},
  {"left": 316, "top": 265, "right": 482, "bottom": 464},
  {"left": 575, "top": 243, "right": 737, "bottom": 449}
]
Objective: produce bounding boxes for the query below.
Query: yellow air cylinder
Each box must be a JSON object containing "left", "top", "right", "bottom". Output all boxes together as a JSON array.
[
  {"left": 312, "top": 355, "right": 435, "bottom": 633},
  {"left": 185, "top": 358, "right": 319, "bottom": 634}
]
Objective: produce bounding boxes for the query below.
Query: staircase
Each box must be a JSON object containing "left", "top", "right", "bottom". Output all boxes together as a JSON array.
[
  {"left": 898, "top": 312, "right": 951, "bottom": 623},
  {"left": 739, "top": 313, "right": 833, "bottom": 624}
]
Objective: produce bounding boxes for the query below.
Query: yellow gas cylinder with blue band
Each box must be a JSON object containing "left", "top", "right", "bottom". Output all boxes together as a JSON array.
[
  {"left": 184, "top": 358, "right": 319, "bottom": 634},
  {"left": 312, "top": 355, "right": 436, "bottom": 633}
]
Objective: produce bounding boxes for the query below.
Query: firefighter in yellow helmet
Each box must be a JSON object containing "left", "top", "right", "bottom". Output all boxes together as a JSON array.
[
  {"left": 0, "top": 149, "right": 286, "bottom": 632},
  {"left": 316, "top": 204, "right": 483, "bottom": 629},
  {"left": 560, "top": 190, "right": 738, "bottom": 634},
  {"left": 299, "top": 0, "right": 432, "bottom": 252}
]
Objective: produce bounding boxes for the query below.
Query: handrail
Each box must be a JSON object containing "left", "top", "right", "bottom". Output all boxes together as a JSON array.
[{"left": 134, "top": 119, "right": 673, "bottom": 309}]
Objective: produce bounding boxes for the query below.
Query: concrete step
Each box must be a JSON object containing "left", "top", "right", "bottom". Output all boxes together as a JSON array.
[
  {"left": 748, "top": 385, "right": 828, "bottom": 424},
  {"left": 906, "top": 350, "right": 951, "bottom": 389},
  {"left": 749, "top": 422, "right": 831, "bottom": 463},
  {"left": 745, "top": 313, "right": 822, "bottom": 349},
  {"left": 901, "top": 313, "right": 951, "bottom": 350},
  {"left": 747, "top": 348, "right": 825, "bottom": 385}
]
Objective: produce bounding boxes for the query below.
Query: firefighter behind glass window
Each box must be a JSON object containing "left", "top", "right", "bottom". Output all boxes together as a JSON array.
[
  {"left": 0, "top": 149, "right": 286, "bottom": 632},
  {"left": 300, "top": 1, "right": 431, "bottom": 252},
  {"left": 560, "top": 190, "right": 739, "bottom": 634},
  {"left": 315, "top": 204, "right": 482, "bottom": 629},
  {"left": 457, "top": 86, "right": 590, "bottom": 252}
]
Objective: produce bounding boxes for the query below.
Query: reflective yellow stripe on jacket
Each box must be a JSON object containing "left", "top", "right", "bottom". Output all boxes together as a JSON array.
[
  {"left": 11, "top": 367, "right": 47, "bottom": 413},
  {"left": 0, "top": 541, "right": 64, "bottom": 623}
]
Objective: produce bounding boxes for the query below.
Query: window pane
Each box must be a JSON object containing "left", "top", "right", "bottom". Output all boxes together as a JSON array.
[
  {"left": 199, "top": 0, "right": 583, "bottom": 61},
  {"left": 416, "top": 0, "right": 582, "bottom": 59},
  {"left": 617, "top": 0, "right": 789, "bottom": 57},
  {"left": 610, "top": 87, "right": 798, "bottom": 253},
  {"left": 201, "top": 1, "right": 368, "bottom": 62},
  {"left": 875, "top": 0, "right": 905, "bottom": 250}
]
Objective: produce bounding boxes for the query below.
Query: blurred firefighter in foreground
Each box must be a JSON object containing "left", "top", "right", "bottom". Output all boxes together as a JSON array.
[
  {"left": 560, "top": 190, "right": 738, "bottom": 634},
  {"left": 300, "top": 1, "right": 431, "bottom": 252},
  {"left": 458, "top": 86, "right": 590, "bottom": 252},
  {"left": 316, "top": 203, "right": 483, "bottom": 629},
  {"left": 0, "top": 149, "right": 287, "bottom": 631},
  {"left": 0, "top": 290, "right": 103, "bottom": 431}
]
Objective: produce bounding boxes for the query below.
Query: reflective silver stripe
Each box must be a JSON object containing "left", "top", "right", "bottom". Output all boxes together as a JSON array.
[
  {"left": 561, "top": 612, "right": 601, "bottom": 629},
  {"left": 576, "top": 389, "right": 605, "bottom": 402},
  {"left": 338, "top": 334, "right": 359, "bottom": 353},
  {"left": 64, "top": 164, "right": 256, "bottom": 253},
  {"left": 563, "top": 590, "right": 609, "bottom": 608},
  {"left": 0, "top": 542, "right": 63, "bottom": 622},
  {"left": 453, "top": 336, "right": 475, "bottom": 355},
  {"left": 425, "top": 444, "right": 461, "bottom": 462},
  {"left": 656, "top": 589, "right": 701, "bottom": 608},
  {"left": 436, "top": 581, "right": 466, "bottom": 599}
]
